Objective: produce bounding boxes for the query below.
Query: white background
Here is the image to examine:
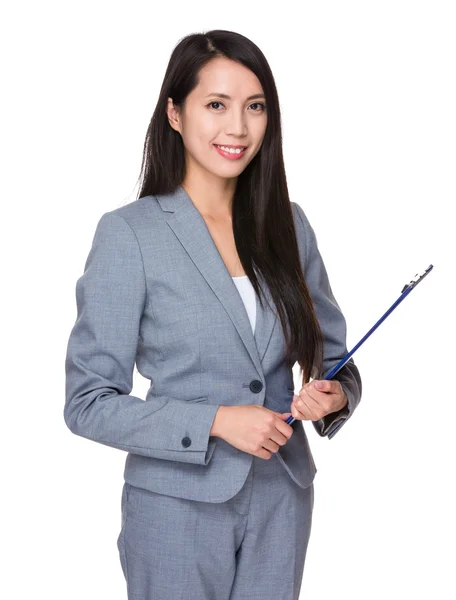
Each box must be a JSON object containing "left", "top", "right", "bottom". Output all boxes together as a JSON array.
[{"left": 2, "top": 1, "right": 454, "bottom": 599}]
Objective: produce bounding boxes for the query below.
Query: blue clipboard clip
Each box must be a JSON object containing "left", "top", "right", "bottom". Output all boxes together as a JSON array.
[{"left": 286, "top": 264, "right": 434, "bottom": 429}]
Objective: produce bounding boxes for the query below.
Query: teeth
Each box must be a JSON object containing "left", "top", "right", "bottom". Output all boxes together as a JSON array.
[{"left": 215, "top": 145, "right": 246, "bottom": 154}]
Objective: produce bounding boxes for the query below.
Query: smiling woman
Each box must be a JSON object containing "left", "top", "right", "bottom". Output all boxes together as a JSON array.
[
  {"left": 65, "top": 27, "right": 361, "bottom": 600},
  {"left": 166, "top": 57, "right": 268, "bottom": 176}
]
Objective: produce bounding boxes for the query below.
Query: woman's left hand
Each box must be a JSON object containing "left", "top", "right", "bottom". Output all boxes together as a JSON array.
[{"left": 290, "top": 379, "right": 348, "bottom": 421}]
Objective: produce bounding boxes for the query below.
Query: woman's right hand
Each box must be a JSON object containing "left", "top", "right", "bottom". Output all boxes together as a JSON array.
[{"left": 211, "top": 405, "right": 294, "bottom": 460}]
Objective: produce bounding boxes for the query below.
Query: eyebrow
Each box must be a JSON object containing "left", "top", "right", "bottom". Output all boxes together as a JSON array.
[{"left": 205, "top": 92, "right": 266, "bottom": 101}]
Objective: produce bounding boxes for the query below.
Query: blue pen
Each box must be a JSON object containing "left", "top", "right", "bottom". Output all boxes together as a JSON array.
[{"left": 286, "top": 264, "right": 434, "bottom": 429}]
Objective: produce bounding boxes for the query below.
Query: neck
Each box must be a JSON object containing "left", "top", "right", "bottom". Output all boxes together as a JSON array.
[{"left": 180, "top": 172, "right": 236, "bottom": 219}]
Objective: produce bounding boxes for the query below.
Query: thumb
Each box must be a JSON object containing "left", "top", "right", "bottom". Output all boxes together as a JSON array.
[
  {"left": 271, "top": 410, "right": 289, "bottom": 419},
  {"left": 314, "top": 379, "right": 327, "bottom": 390},
  {"left": 278, "top": 412, "right": 292, "bottom": 419}
]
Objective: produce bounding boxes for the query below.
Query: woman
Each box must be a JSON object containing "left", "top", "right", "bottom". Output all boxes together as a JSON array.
[{"left": 64, "top": 29, "right": 362, "bottom": 600}]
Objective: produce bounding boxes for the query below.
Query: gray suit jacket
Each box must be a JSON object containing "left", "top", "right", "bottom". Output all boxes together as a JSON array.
[{"left": 64, "top": 185, "right": 362, "bottom": 503}]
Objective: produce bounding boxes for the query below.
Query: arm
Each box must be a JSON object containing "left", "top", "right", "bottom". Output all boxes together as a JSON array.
[
  {"left": 292, "top": 202, "right": 362, "bottom": 439},
  {"left": 64, "top": 212, "right": 220, "bottom": 465}
]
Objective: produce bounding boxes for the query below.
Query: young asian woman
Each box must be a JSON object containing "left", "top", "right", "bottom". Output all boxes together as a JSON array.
[{"left": 64, "top": 29, "right": 362, "bottom": 600}]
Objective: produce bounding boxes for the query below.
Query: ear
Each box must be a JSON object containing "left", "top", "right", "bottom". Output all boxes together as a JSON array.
[{"left": 167, "top": 97, "right": 182, "bottom": 134}]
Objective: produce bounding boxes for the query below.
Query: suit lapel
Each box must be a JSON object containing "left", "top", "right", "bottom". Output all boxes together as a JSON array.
[{"left": 155, "top": 185, "right": 278, "bottom": 377}]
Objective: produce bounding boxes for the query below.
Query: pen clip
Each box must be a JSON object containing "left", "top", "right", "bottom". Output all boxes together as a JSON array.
[{"left": 401, "top": 264, "right": 433, "bottom": 293}]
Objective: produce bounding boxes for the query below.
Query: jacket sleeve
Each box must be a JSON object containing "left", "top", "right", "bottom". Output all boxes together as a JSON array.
[
  {"left": 64, "top": 211, "right": 219, "bottom": 465},
  {"left": 292, "top": 202, "right": 362, "bottom": 439}
]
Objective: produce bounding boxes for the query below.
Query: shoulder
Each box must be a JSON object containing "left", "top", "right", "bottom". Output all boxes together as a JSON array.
[
  {"left": 103, "top": 195, "right": 159, "bottom": 228},
  {"left": 92, "top": 194, "right": 165, "bottom": 240},
  {"left": 290, "top": 201, "right": 312, "bottom": 231}
]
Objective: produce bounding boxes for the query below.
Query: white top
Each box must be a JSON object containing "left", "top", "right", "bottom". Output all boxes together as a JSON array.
[{"left": 232, "top": 275, "right": 256, "bottom": 333}]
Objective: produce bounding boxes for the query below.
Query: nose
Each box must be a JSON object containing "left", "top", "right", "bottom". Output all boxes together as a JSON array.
[{"left": 224, "top": 107, "right": 248, "bottom": 138}]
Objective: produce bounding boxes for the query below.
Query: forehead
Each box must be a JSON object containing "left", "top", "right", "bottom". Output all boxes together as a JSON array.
[{"left": 193, "top": 57, "right": 264, "bottom": 97}]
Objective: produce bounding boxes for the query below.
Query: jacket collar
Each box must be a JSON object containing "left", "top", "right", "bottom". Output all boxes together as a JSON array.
[{"left": 155, "top": 185, "right": 278, "bottom": 378}]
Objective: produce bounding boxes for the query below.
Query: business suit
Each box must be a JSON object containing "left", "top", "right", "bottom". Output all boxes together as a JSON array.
[{"left": 64, "top": 184, "right": 362, "bottom": 598}]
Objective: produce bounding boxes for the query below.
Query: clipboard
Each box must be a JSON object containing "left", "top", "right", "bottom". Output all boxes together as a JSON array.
[{"left": 286, "top": 264, "right": 434, "bottom": 429}]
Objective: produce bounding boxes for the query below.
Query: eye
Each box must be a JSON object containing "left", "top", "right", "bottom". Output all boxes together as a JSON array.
[
  {"left": 206, "top": 101, "right": 266, "bottom": 112},
  {"left": 249, "top": 102, "right": 266, "bottom": 112},
  {"left": 207, "top": 101, "right": 224, "bottom": 110}
]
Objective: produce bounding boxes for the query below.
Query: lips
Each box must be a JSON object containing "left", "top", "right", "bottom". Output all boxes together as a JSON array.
[{"left": 213, "top": 144, "right": 248, "bottom": 160}]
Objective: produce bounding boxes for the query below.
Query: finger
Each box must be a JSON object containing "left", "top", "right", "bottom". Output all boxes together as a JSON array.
[
  {"left": 273, "top": 411, "right": 292, "bottom": 422},
  {"left": 301, "top": 382, "right": 337, "bottom": 418},
  {"left": 279, "top": 412, "right": 292, "bottom": 419},
  {"left": 296, "top": 388, "right": 320, "bottom": 420},
  {"left": 302, "top": 382, "right": 337, "bottom": 410},
  {"left": 290, "top": 402, "right": 302, "bottom": 421},
  {"left": 270, "top": 410, "right": 287, "bottom": 418},
  {"left": 262, "top": 439, "right": 281, "bottom": 454},
  {"left": 290, "top": 396, "right": 306, "bottom": 419},
  {"left": 270, "top": 426, "right": 292, "bottom": 446},
  {"left": 275, "top": 417, "right": 294, "bottom": 439},
  {"left": 272, "top": 410, "right": 293, "bottom": 423},
  {"left": 313, "top": 379, "right": 338, "bottom": 394},
  {"left": 291, "top": 397, "right": 311, "bottom": 420},
  {"left": 257, "top": 448, "right": 273, "bottom": 460}
]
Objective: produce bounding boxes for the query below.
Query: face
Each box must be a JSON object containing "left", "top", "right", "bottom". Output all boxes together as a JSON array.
[{"left": 167, "top": 57, "right": 267, "bottom": 184}]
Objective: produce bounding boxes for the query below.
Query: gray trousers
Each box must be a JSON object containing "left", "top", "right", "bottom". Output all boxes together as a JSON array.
[{"left": 116, "top": 453, "right": 315, "bottom": 600}]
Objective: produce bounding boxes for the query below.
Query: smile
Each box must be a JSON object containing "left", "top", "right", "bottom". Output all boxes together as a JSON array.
[{"left": 213, "top": 144, "right": 248, "bottom": 160}]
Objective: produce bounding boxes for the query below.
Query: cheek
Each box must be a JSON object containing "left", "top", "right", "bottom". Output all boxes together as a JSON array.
[
  {"left": 247, "top": 110, "right": 266, "bottom": 129},
  {"left": 191, "top": 124, "right": 219, "bottom": 154},
  {"left": 246, "top": 121, "right": 266, "bottom": 155},
  {"left": 181, "top": 110, "right": 217, "bottom": 145},
  {"left": 193, "top": 112, "right": 218, "bottom": 139}
]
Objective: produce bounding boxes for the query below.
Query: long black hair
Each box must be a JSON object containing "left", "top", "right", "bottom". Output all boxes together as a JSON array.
[{"left": 135, "top": 29, "right": 324, "bottom": 385}]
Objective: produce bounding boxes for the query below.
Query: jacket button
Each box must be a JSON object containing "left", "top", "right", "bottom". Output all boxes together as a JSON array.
[
  {"left": 181, "top": 436, "right": 192, "bottom": 448},
  {"left": 249, "top": 380, "right": 263, "bottom": 393}
]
